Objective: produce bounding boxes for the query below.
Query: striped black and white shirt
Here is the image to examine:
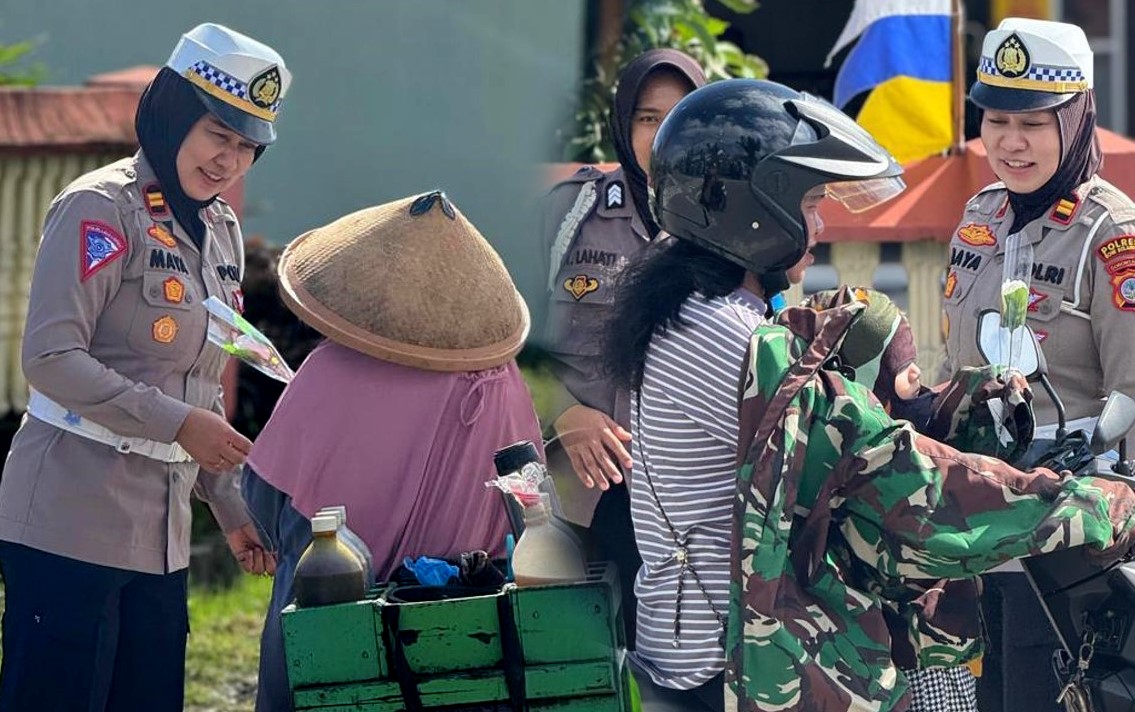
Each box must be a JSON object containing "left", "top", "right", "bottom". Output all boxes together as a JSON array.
[{"left": 628, "top": 288, "right": 766, "bottom": 690}]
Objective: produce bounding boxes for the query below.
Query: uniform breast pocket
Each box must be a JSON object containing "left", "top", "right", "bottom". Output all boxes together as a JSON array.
[
  {"left": 942, "top": 267, "right": 980, "bottom": 308},
  {"left": 1023, "top": 283, "right": 1068, "bottom": 324},
  {"left": 125, "top": 272, "right": 206, "bottom": 360},
  {"left": 544, "top": 265, "right": 619, "bottom": 357}
]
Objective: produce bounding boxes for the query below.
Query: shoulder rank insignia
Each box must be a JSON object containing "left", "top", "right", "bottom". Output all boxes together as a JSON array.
[
  {"left": 564, "top": 274, "right": 599, "bottom": 301},
  {"left": 944, "top": 270, "right": 958, "bottom": 299},
  {"left": 152, "top": 315, "right": 179, "bottom": 344},
  {"left": 1097, "top": 236, "right": 1135, "bottom": 270},
  {"left": 605, "top": 181, "right": 625, "bottom": 210},
  {"left": 148, "top": 223, "right": 177, "bottom": 248},
  {"left": 957, "top": 223, "right": 996, "bottom": 247},
  {"left": 144, "top": 183, "right": 170, "bottom": 219},
  {"left": 232, "top": 288, "right": 245, "bottom": 314},
  {"left": 80, "top": 220, "right": 127, "bottom": 282},
  {"left": 1050, "top": 196, "right": 1079, "bottom": 225}
]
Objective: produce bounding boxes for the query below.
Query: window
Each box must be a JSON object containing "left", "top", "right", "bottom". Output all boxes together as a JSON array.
[{"left": 1060, "top": 0, "right": 1128, "bottom": 133}]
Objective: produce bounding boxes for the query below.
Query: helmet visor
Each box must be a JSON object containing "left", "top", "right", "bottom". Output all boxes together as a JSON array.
[{"left": 826, "top": 175, "right": 907, "bottom": 213}]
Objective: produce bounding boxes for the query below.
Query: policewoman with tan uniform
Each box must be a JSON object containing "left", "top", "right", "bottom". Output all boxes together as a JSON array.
[
  {"left": 941, "top": 18, "right": 1135, "bottom": 712},
  {"left": 0, "top": 24, "right": 289, "bottom": 711},
  {"left": 542, "top": 49, "right": 706, "bottom": 649}
]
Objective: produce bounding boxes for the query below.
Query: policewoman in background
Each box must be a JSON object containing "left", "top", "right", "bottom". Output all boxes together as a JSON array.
[
  {"left": 541, "top": 48, "right": 706, "bottom": 649},
  {"left": 0, "top": 24, "right": 289, "bottom": 711},
  {"left": 940, "top": 18, "right": 1135, "bottom": 712}
]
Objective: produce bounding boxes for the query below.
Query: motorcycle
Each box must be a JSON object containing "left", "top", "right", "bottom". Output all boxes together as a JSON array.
[{"left": 976, "top": 309, "right": 1135, "bottom": 711}]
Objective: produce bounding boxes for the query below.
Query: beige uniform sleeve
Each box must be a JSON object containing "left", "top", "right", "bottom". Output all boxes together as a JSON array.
[
  {"left": 21, "top": 191, "right": 192, "bottom": 442},
  {"left": 1090, "top": 220, "right": 1135, "bottom": 418},
  {"left": 194, "top": 467, "right": 251, "bottom": 533}
]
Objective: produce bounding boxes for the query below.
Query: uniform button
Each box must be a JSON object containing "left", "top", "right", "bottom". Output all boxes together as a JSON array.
[
  {"left": 190, "top": 367, "right": 201, "bottom": 377},
  {"left": 149, "top": 286, "right": 160, "bottom": 298},
  {"left": 125, "top": 169, "right": 136, "bottom": 179},
  {"left": 185, "top": 293, "right": 193, "bottom": 304}
]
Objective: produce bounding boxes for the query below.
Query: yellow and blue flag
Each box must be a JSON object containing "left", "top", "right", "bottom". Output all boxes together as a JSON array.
[{"left": 827, "top": 0, "right": 952, "bottom": 163}]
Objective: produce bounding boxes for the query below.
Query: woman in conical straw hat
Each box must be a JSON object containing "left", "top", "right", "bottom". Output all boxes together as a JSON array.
[{"left": 242, "top": 190, "right": 543, "bottom": 711}]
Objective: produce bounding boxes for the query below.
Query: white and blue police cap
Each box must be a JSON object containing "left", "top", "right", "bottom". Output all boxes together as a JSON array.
[
  {"left": 167, "top": 23, "right": 291, "bottom": 145},
  {"left": 971, "top": 18, "right": 1092, "bottom": 112}
]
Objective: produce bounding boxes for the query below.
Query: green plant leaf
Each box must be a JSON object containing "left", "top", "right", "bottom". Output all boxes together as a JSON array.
[{"left": 715, "top": 0, "right": 760, "bottom": 14}]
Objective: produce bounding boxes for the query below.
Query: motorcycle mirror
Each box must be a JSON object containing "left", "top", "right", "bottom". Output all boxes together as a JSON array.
[
  {"left": 975, "top": 309, "right": 1045, "bottom": 379},
  {"left": 1090, "top": 391, "right": 1135, "bottom": 456}
]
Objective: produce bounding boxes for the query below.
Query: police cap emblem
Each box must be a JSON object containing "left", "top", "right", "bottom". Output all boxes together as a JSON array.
[
  {"left": 994, "top": 34, "right": 1030, "bottom": 78},
  {"left": 249, "top": 65, "right": 282, "bottom": 109}
]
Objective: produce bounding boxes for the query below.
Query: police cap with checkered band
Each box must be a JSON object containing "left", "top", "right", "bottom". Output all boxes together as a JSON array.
[
  {"left": 971, "top": 18, "right": 1093, "bottom": 113},
  {"left": 167, "top": 23, "right": 292, "bottom": 145}
]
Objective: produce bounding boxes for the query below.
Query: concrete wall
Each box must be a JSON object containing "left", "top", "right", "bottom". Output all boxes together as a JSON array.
[{"left": 0, "top": 0, "right": 587, "bottom": 327}]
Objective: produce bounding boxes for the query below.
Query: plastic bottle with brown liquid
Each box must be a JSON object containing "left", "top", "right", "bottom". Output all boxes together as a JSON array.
[
  {"left": 511, "top": 493, "right": 587, "bottom": 587},
  {"left": 317, "top": 504, "right": 374, "bottom": 588},
  {"left": 294, "top": 513, "right": 366, "bottom": 607}
]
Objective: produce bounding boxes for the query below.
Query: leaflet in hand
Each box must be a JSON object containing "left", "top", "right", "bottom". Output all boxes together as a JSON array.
[{"left": 203, "top": 296, "right": 295, "bottom": 383}]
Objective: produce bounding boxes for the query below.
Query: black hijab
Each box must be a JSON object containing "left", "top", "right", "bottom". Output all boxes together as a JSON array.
[
  {"left": 1007, "top": 91, "right": 1103, "bottom": 233},
  {"left": 610, "top": 49, "right": 706, "bottom": 238},
  {"left": 135, "top": 68, "right": 211, "bottom": 246}
]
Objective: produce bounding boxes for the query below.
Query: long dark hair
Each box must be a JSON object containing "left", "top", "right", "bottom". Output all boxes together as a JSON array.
[{"left": 602, "top": 238, "right": 745, "bottom": 391}]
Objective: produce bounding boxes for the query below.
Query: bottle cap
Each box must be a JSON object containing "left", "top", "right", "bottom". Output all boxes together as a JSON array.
[
  {"left": 493, "top": 440, "right": 540, "bottom": 476},
  {"left": 311, "top": 514, "right": 338, "bottom": 534}
]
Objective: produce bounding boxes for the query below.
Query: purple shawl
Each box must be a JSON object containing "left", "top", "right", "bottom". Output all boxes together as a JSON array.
[{"left": 248, "top": 340, "right": 543, "bottom": 579}]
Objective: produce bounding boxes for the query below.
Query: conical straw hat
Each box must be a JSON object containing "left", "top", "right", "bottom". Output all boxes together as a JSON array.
[{"left": 278, "top": 191, "right": 529, "bottom": 371}]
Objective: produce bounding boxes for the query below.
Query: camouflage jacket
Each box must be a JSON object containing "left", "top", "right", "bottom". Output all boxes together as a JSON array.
[{"left": 725, "top": 302, "right": 1135, "bottom": 712}]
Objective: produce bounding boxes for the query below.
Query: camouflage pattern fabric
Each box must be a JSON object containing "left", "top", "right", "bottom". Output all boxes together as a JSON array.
[
  {"left": 725, "top": 301, "right": 1135, "bottom": 712},
  {"left": 924, "top": 365, "right": 1035, "bottom": 465},
  {"left": 801, "top": 286, "right": 916, "bottom": 407}
]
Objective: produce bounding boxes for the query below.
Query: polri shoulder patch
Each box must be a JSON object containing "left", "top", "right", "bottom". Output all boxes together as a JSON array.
[{"left": 80, "top": 220, "right": 127, "bottom": 282}]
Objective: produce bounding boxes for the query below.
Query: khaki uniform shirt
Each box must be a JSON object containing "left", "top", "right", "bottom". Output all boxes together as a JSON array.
[
  {"left": 0, "top": 153, "right": 250, "bottom": 574},
  {"left": 541, "top": 165, "right": 649, "bottom": 524},
  {"left": 942, "top": 176, "right": 1135, "bottom": 431}
]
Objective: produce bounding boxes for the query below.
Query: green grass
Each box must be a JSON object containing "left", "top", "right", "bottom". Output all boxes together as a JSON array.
[
  {"left": 520, "top": 358, "right": 561, "bottom": 428},
  {"left": 185, "top": 575, "right": 274, "bottom": 711}
]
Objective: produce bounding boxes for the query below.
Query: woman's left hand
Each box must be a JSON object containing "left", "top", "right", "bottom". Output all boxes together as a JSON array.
[{"left": 225, "top": 522, "right": 276, "bottom": 576}]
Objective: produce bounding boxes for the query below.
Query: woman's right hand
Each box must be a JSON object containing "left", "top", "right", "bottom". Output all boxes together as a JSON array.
[
  {"left": 553, "top": 404, "right": 632, "bottom": 490},
  {"left": 176, "top": 407, "right": 252, "bottom": 473}
]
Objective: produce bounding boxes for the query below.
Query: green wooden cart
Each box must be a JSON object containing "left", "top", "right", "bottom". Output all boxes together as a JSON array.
[{"left": 282, "top": 562, "right": 632, "bottom": 710}]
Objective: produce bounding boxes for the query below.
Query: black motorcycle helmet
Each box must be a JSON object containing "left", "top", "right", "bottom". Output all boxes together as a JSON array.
[{"left": 650, "top": 79, "right": 905, "bottom": 292}]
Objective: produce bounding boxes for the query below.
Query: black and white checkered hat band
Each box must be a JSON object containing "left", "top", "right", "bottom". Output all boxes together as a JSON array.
[
  {"left": 188, "top": 60, "right": 281, "bottom": 114},
  {"left": 979, "top": 56, "right": 1085, "bottom": 84}
]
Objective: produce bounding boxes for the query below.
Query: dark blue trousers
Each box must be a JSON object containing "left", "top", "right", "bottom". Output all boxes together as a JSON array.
[
  {"left": 242, "top": 465, "right": 312, "bottom": 712},
  {"left": 0, "top": 541, "right": 189, "bottom": 712}
]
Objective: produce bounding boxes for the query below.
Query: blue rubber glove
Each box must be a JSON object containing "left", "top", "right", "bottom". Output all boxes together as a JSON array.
[{"left": 402, "top": 556, "right": 459, "bottom": 586}]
